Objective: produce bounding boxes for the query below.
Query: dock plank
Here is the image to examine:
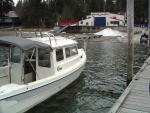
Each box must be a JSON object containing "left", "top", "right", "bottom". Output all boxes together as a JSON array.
[
  {"left": 125, "top": 96, "right": 150, "bottom": 104},
  {"left": 128, "top": 93, "right": 150, "bottom": 99},
  {"left": 121, "top": 104, "right": 150, "bottom": 112},
  {"left": 134, "top": 77, "right": 150, "bottom": 82},
  {"left": 118, "top": 108, "right": 149, "bottom": 113},
  {"left": 122, "top": 99, "right": 150, "bottom": 108},
  {"left": 132, "top": 79, "right": 150, "bottom": 85},
  {"left": 131, "top": 89, "right": 150, "bottom": 95},
  {"left": 108, "top": 56, "right": 150, "bottom": 113},
  {"left": 128, "top": 85, "right": 149, "bottom": 92}
]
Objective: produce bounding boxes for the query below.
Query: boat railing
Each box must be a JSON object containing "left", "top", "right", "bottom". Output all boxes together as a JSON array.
[
  {"left": 42, "top": 32, "right": 57, "bottom": 45},
  {"left": 13, "top": 28, "right": 35, "bottom": 38},
  {"left": 13, "top": 28, "right": 57, "bottom": 45},
  {"left": 67, "top": 36, "right": 76, "bottom": 40}
]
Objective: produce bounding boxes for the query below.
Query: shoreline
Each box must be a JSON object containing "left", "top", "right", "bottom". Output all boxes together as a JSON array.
[{"left": 0, "top": 29, "right": 144, "bottom": 44}]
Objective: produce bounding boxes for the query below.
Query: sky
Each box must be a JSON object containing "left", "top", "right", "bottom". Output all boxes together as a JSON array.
[{"left": 13, "top": 0, "right": 18, "bottom": 5}]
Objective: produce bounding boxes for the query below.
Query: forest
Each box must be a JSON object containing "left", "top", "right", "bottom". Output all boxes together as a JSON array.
[{"left": 0, "top": 0, "right": 149, "bottom": 27}]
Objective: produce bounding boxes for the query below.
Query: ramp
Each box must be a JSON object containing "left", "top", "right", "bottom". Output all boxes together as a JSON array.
[{"left": 54, "top": 25, "right": 70, "bottom": 35}]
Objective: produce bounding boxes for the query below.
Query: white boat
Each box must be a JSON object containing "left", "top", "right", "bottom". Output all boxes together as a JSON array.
[{"left": 0, "top": 33, "right": 86, "bottom": 113}]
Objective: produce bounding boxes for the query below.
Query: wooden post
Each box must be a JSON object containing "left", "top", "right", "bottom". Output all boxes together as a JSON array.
[
  {"left": 148, "top": 0, "right": 150, "bottom": 56},
  {"left": 127, "top": 0, "right": 134, "bottom": 86}
]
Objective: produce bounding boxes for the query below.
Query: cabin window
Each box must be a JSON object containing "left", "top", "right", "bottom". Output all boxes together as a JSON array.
[
  {"left": 56, "top": 49, "right": 64, "bottom": 62},
  {"left": 110, "top": 21, "right": 114, "bottom": 24},
  {"left": 111, "top": 21, "right": 119, "bottom": 25},
  {"left": 70, "top": 46, "right": 78, "bottom": 56},
  {"left": 65, "top": 46, "right": 78, "bottom": 58},
  {"left": 38, "top": 49, "right": 51, "bottom": 67},
  {"left": 11, "top": 46, "right": 21, "bottom": 63},
  {"left": 114, "top": 21, "right": 119, "bottom": 25},
  {"left": 5, "top": 19, "right": 12, "bottom": 23},
  {"left": 65, "top": 47, "right": 70, "bottom": 58},
  {"left": 26, "top": 48, "right": 36, "bottom": 59}
]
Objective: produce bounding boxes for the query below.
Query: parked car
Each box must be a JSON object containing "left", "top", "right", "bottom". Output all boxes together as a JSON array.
[{"left": 140, "top": 33, "right": 148, "bottom": 43}]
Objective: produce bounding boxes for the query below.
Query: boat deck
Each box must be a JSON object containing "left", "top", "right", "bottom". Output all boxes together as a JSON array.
[
  {"left": 108, "top": 56, "right": 150, "bottom": 113},
  {"left": 0, "top": 83, "right": 21, "bottom": 95}
]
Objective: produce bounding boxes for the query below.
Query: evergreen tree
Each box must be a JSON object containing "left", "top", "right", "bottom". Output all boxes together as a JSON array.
[
  {"left": 105, "top": 0, "right": 115, "bottom": 12},
  {"left": 15, "top": 0, "right": 150, "bottom": 26},
  {"left": 134, "top": 0, "right": 148, "bottom": 24},
  {"left": 15, "top": 0, "right": 23, "bottom": 16},
  {"left": 21, "top": 0, "right": 48, "bottom": 26},
  {"left": 89, "top": 0, "right": 104, "bottom": 12},
  {"left": 73, "top": 0, "right": 86, "bottom": 20},
  {"left": 0, "top": 0, "right": 14, "bottom": 17},
  {"left": 59, "top": 0, "right": 84, "bottom": 21},
  {"left": 61, "top": 4, "right": 74, "bottom": 21},
  {"left": 116, "top": 0, "right": 126, "bottom": 12}
]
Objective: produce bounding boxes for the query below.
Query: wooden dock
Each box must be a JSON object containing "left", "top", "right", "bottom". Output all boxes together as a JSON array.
[{"left": 108, "top": 56, "right": 150, "bottom": 113}]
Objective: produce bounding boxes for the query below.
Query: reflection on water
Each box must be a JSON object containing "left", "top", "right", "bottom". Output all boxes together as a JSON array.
[
  {"left": 0, "top": 46, "right": 9, "bottom": 67},
  {"left": 0, "top": 41, "right": 144, "bottom": 113}
]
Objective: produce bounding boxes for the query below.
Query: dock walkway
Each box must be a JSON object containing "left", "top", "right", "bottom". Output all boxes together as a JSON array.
[{"left": 108, "top": 56, "right": 150, "bottom": 113}]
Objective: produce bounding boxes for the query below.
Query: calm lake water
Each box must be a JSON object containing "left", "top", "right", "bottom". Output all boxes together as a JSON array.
[
  {"left": 0, "top": 37, "right": 146, "bottom": 113},
  {"left": 23, "top": 41, "right": 147, "bottom": 113}
]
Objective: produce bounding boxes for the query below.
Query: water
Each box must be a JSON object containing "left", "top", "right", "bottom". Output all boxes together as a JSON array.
[{"left": 24, "top": 41, "right": 147, "bottom": 113}]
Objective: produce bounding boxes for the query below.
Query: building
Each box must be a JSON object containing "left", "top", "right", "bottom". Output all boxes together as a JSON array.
[
  {"left": 0, "top": 11, "right": 21, "bottom": 26},
  {"left": 78, "top": 12, "right": 125, "bottom": 26}
]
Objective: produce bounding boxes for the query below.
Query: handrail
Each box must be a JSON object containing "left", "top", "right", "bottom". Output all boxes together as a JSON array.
[
  {"left": 48, "top": 33, "right": 57, "bottom": 45},
  {"left": 42, "top": 32, "right": 52, "bottom": 45},
  {"left": 43, "top": 32, "right": 57, "bottom": 45},
  {"left": 67, "top": 36, "right": 76, "bottom": 39},
  {"left": 14, "top": 28, "right": 23, "bottom": 37},
  {"left": 34, "top": 29, "right": 38, "bottom": 37},
  {"left": 18, "top": 29, "right": 23, "bottom": 37},
  {"left": 12, "top": 28, "right": 57, "bottom": 45},
  {"left": 39, "top": 30, "right": 43, "bottom": 38}
]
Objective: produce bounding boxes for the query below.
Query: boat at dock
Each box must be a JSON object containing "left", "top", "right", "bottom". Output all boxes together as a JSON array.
[{"left": 0, "top": 32, "right": 86, "bottom": 113}]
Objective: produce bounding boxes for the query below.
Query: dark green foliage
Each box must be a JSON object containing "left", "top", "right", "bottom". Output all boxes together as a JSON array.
[
  {"left": 61, "top": 0, "right": 86, "bottom": 21},
  {"left": 116, "top": 0, "right": 126, "bottom": 12},
  {"left": 0, "top": 0, "right": 14, "bottom": 17},
  {"left": 105, "top": 0, "right": 115, "bottom": 12},
  {"left": 89, "top": 0, "right": 104, "bottom": 12},
  {"left": 134, "top": 0, "right": 148, "bottom": 24},
  {"left": 14, "top": 0, "right": 150, "bottom": 26},
  {"left": 15, "top": 0, "right": 22, "bottom": 16},
  {"left": 20, "top": 0, "right": 49, "bottom": 26}
]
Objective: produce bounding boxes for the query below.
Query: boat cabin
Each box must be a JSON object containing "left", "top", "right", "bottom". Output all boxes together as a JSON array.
[{"left": 0, "top": 36, "right": 79, "bottom": 87}]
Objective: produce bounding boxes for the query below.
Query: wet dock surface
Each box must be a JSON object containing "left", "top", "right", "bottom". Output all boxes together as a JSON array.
[{"left": 109, "top": 57, "right": 150, "bottom": 113}]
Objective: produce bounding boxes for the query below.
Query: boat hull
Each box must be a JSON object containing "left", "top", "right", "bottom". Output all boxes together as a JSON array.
[{"left": 0, "top": 65, "right": 85, "bottom": 113}]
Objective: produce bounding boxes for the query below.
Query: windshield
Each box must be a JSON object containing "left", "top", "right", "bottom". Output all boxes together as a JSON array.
[
  {"left": 0, "top": 46, "right": 9, "bottom": 67},
  {"left": 11, "top": 46, "right": 21, "bottom": 63}
]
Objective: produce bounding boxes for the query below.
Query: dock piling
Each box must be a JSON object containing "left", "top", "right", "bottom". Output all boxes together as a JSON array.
[{"left": 127, "top": 0, "right": 134, "bottom": 86}]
